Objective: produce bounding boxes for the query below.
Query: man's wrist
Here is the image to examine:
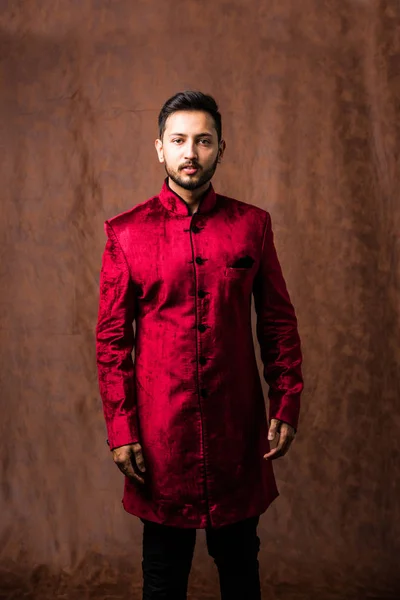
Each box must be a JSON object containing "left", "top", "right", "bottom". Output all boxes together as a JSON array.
[
  {"left": 106, "top": 439, "right": 140, "bottom": 449},
  {"left": 271, "top": 420, "right": 296, "bottom": 434}
]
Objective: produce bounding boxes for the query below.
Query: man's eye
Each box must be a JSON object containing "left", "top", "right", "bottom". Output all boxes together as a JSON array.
[
  {"left": 172, "top": 139, "right": 182, "bottom": 144},
  {"left": 200, "top": 139, "right": 210, "bottom": 145}
]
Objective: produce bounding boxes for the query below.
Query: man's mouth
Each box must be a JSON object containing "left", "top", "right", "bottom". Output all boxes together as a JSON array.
[{"left": 181, "top": 165, "right": 199, "bottom": 174}]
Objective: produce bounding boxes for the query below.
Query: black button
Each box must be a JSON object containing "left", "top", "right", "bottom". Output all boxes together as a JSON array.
[
  {"left": 200, "top": 389, "right": 208, "bottom": 398},
  {"left": 198, "top": 289, "right": 206, "bottom": 298},
  {"left": 199, "top": 356, "right": 207, "bottom": 365},
  {"left": 191, "top": 225, "right": 201, "bottom": 233},
  {"left": 195, "top": 257, "right": 204, "bottom": 265},
  {"left": 198, "top": 324, "right": 207, "bottom": 332}
]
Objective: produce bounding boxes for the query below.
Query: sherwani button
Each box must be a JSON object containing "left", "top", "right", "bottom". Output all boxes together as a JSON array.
[
  {"left": 198, "top": 324, "right": 207, "bottom": 332},
  {"left": 191, "top": 225, "right": 201, "bottom": 233},
  {"left": 199, "top": 356, "right": 207, "bottom": 365},
  {"left": 200, "top": 389, "right": 208, "bottom": 398},
  {"left": 195, "top": 257, "right": 204, "bottom": 265},
  {"left": 198, "top": 289, "right": 206, "bottom": 298}
]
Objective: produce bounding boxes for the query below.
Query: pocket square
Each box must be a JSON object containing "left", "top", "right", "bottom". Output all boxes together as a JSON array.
[{"left": 231, "top": 255, "right": 255, "bottom": 268}]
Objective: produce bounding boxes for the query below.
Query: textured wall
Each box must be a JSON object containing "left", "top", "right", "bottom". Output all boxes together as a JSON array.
[{"left": 0, "top": 1, "right": 399, "bottom": 598}]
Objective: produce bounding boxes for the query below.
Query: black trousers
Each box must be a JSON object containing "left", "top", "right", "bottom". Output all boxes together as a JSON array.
[{"left": 141, "top": 515, "right": 261, "bottom": 600}]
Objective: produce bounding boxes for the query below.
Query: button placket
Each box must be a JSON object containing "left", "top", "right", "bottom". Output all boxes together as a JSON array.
[
  {"left": 190, "top": 221, "right": 210, "bottom": 398},
  {"left": 188, "top": 215, "right": 211, "bottom": 515}
]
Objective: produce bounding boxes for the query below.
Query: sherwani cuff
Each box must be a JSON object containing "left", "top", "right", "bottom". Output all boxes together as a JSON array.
[
  {"left": 269, "top": 395, "right": 300, "bottom": 432},
  {"left": 106, "top": 415, "right": 140, "bottom": 450}
]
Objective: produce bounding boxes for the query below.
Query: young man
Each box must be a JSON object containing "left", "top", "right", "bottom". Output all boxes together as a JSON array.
[{"left": 96, "top": 91, "right": 303, "bottom": 600}]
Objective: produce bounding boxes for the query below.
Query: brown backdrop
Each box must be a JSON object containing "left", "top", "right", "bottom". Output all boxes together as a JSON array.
[{"left": 0, "top": 1, "right": 399, "bottom": 598}]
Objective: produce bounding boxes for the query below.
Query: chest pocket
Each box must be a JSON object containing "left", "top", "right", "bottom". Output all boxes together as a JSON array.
[
  {"left": 224, "top": 266, "right": 254, "bottom": 279},
  {"left": 224, "top": 254, "right": 256, "bottom": 279}
]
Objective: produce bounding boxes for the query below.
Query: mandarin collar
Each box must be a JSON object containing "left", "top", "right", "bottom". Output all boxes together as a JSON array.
[{"left": 158, "top": 177, "right": 217, "bottom": 216}]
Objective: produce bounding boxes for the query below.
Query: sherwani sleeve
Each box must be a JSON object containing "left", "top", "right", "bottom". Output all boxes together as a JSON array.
[
  {"left": 95, "top": 221, "right": 139, "bottom": 450},
  {"left": 252, "top": 212, "right": 304, "bottom": 431}
]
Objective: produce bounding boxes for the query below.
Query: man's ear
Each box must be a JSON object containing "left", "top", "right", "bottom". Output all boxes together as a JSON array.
[
  {"left": 155, "top": 138, "right": 164, "bottom": 163},
  {"left": 218, "top": 139, "right": 226, "bottom": 162}
]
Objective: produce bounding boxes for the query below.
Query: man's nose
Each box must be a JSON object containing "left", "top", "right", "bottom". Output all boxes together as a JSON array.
[{"left": 184, "top": 141, "right": 197, "bottom": 159}]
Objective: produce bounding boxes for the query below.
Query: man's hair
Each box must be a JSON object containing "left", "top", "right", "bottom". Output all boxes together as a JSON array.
[{"left": 158, "top": 91, "right": 222, "bottom": 142}]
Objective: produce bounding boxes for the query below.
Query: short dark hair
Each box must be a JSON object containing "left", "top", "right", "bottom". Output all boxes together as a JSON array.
[{"left": 158, "top": 91, "right": 222, "bottom": 142}]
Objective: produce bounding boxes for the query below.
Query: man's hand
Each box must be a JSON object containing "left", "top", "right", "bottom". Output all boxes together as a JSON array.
[
  {"left": 263, "top": 419, "right": 296, "bottom": 460},
  {"left": 112, "top": 443, "right": 146, "bottom": 484}
]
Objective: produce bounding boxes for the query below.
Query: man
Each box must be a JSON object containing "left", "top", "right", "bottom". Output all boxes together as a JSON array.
[{"left": 96, "top": 90, "right": 303, "bottom": 600}]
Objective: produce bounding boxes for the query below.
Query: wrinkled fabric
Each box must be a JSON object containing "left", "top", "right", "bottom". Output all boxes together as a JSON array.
[{"left": 95, "top": 178, "right": 303, "bottom": 528}]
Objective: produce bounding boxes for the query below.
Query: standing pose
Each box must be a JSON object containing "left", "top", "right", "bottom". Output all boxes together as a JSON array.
[{"left": 96, "top": 90, "right": 304, "bottom": 599}]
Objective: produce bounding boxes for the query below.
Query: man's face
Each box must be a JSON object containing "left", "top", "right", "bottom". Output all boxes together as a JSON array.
[{"left": 155, "top": 110, "right": 225, "bottom": 191}]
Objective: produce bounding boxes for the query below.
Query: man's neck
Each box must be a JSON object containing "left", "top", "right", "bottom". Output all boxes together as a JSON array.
[{"left": 167, "top": 177, "right": 211, "bottom": 215}]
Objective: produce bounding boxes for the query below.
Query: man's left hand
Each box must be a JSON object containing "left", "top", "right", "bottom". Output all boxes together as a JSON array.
[{"left": 263, "top": 418, "right": 296, "bottom": 460}]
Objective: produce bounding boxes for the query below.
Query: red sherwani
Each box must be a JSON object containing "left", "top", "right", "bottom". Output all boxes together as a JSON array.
[{"left": 96, "top": 178, "right": 303, "bottom": 528}]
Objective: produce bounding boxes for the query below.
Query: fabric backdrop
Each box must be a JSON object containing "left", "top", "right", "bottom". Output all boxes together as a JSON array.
[{"left": 0, "top": 1, "right": 399, "bottom": 598}]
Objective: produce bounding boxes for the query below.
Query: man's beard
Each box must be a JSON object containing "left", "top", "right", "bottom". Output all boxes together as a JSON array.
[{"left": 164, "top": 155, "right": 219, "bottom": 191}]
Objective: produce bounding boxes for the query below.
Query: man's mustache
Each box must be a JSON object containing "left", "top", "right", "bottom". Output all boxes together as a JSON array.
[{"left": 180, "top": 163, "right": 201, "bottom": 169}]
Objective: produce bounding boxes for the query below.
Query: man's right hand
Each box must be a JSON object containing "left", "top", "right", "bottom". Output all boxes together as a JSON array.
[{"left": 112, "top": 443, "right": 146, "bottom": 485}]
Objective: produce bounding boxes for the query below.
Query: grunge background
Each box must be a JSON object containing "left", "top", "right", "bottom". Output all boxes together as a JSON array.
[{"left": 0, "top": 1, "right": 399, "bottom": 598}]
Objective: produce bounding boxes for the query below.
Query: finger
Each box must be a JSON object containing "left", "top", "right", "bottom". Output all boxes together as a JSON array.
[
  {"left": 113, "top": 446, "right": 146, "bottom": 484},
  {"left": 268, "top": 418, "right": 279, "bottom": 441},
  {"left": 134, "top": 448, "right": 146, "bottom": 473},
  {"left": 116, "top": 459, "right": 136, "bottom": 479},
  {"left": 275, "top": 434, "right": 293, "bottom": 458},
  {"left": 265, "top": 425, "right": 281, "bottom": 458},
  {"left": 264, "top": 431, "right": 282, "bottom": 459},
  {"left": 115, "top": 450, "right": 139, "bottom": 478},
  {"left": 264, "top": 430, "right": 290, "bottom": 460},
  {"left": 116, "top": 460, "right": 145, "bottom": 485},
  {"left": 265, "top": 438, "right": 292, "bottom": 460},
  {"left": 263, "top": 447, "right": 279, "bottom": 459},
  {"left": 127, "top": 447, "right": 147, "bottom": 483},
  {"left": 130, "top": 472, "right": 145, "bottom": 485},
  {"left": 280, "top": 423, "right": 295, "bottom": 440}
]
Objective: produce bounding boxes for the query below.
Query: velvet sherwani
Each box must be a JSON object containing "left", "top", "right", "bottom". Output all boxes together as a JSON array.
[{"left": 95, "top": 178, "right": 303, "bottom": 528}]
